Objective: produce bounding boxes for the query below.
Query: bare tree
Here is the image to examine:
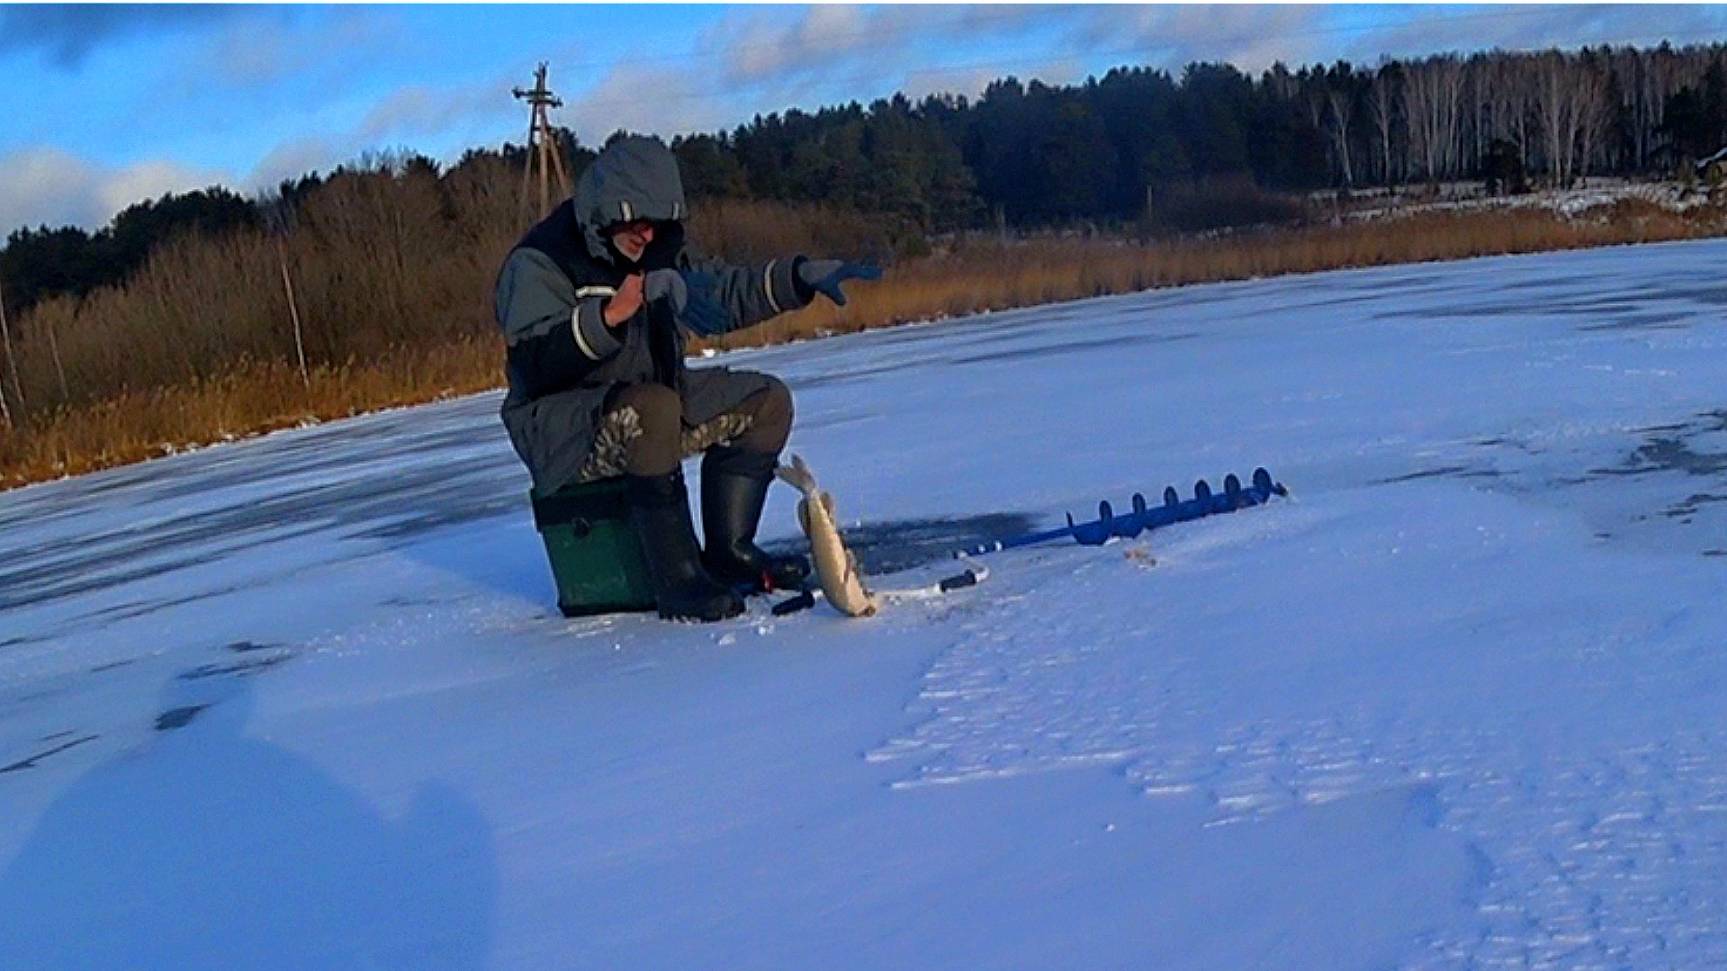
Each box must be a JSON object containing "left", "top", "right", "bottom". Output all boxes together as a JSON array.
[
  {"left": 1402, "top": 64, "right": 1437, "bottom": 183},
  {"left": 1368, "top": 63, "right": 1401, "bottom": 185},
  {"left": 1534, "top": 53, "right": 1571, "bottom": 186},
  {"left": 1326, "top": 83, "right": 1357, "bottom": 187},
  {"left": 1615, "top": 46, "right": 1654, "bottom": 171},
  {"left": 1509, "top": 57, "right": 1535, "bottom": 174},
  {"left": 1403, "top": 55, "right": 1467, "bottom": 183},
  {"left": 1532, "top": 51, "right": 1606, "bottom": 187},
  {"left": 1465, "top": 53, "right": 1491, "bottom": 173},
  {"left": 1576, "top": 56, "right": 1610, "bottom": 182}
]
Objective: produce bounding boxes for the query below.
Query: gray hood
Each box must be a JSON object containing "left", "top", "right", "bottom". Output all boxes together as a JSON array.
[{"left": 572, "top": 136, "right": 687, "bottom": 264}]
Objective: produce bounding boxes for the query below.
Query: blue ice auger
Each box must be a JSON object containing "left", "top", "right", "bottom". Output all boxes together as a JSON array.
[{"left": 962, "top": 467, "right": 1289, "bottom": 557}]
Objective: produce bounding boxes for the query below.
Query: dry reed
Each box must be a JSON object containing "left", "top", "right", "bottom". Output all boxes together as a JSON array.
[{"left": 3, "top": 194, "right": 1723, "bottom": 491}]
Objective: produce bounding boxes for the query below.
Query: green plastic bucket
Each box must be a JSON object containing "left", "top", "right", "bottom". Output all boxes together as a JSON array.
[{"left": 530, "top": 478, "right": 656, "bottom": 617}]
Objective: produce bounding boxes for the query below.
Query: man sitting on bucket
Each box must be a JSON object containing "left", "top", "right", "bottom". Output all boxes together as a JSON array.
[{"left": 494, "top": 136, "right": 880, "bottom": 622}]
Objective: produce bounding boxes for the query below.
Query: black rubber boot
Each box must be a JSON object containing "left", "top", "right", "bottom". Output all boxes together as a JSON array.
[
  {"left": 701, "top": 447, "right": 811, "bottom": 594},
  {"left": 625, "top": 471, "right": 744, "bottom": 622}
]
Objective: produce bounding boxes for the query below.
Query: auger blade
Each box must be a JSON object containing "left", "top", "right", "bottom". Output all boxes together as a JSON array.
[
  {"left": 960, "top": 467, "right": 1288, "bottom": 557},
  {"left": 1113, "top": 494, "right": 1149, "bottom": 538}
]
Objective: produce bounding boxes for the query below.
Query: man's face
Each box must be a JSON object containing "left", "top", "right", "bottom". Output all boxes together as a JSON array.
[{"left": 606, "top": 219, "right": 657, "bottom": 263}]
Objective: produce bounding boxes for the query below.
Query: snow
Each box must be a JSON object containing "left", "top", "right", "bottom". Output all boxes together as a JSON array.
[
  {"left": 5, "top": 238, "right": 1727, "bottom": 968},
  {"left": 1338, "top": 178, "right": 1720, "bottom": 222}
]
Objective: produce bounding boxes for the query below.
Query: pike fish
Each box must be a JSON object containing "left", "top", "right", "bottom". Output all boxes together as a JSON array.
[{"left": 773, "top": 454, "right": 879, "bottom": 618}]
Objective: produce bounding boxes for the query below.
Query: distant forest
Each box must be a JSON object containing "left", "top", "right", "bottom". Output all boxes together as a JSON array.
[{"left": 4, "top": 41, "right": 1726, "bottom": 319}]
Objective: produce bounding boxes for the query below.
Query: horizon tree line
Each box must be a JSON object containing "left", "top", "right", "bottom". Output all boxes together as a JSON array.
[{"left": 2, "top": 40, "right": 1725, "bottom": 328}]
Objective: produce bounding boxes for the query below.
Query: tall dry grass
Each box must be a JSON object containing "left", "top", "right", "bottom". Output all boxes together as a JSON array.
[
  {"left": 2, "top": 188, "right": 1724, "bottom": 490},
  {"left": 3, "top": 338, "right": 501, "bottom": 485},
  {"left": 700, "top": 199, "right": 1727, "bottom": 350}
]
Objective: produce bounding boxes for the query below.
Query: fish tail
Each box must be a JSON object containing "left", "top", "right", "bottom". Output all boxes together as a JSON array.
[{"left": 774, "top": 453, "right": 818, "bottom": 495}]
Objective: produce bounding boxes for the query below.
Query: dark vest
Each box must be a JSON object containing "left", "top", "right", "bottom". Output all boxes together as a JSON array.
[{"left": 512, "top": 201, "right": 689, "bottom": 388}]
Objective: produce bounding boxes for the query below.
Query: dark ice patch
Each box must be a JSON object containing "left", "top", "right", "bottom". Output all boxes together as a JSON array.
[
  {"left": 178, "top": 655, "right": 289, "bottom": 681},
  {"left": 82, "top": 581, "right": 263, "bottom": 626},
  {"left": 154, "top": 706, "right": 208, "bottom": 731},
  {"left": 1636, "top": 281, "right": 1727, "bottom": 308},
  {"left": 88, "top": 658, "right": 137, "bottom": 673},
  {"left": 794, "top": 362, "right": 912, "bottom": 392},
  {"left": 764, "top": 512, "right": 1039, "bottom": 575},
  {"left": 946, "top": 330, "right": 1199, "bottom": 367},
  {"left": 1, "top": 549, "right": 232, "bottom": 613},
  {"left": 1373, "top": 293, "right": 1700, "bottom": 328},
  {"left": 1661, "top": 492, "right": 1727, "bottom": 519},
  {"left": 344, "top": 492, "right": 523, "bottom": 541},
  {"left": 0, "top": 438, "right": 526, "bottom": 613},
  {"left": 1496, "top": 273, "right": 1598, "bottom": 292},
  {"left": 1578, "top": 310, "right": 1695, "bottom": 331},
  {"left": 0, "top": 734, "right": 98, "bottom": 774},
  {"left": 1375, "top": 465, "right": 1477, "bottom": 485},
  {"left": 1590, "top": 437, "right": 1727, "bottom": 479},
  {"left": 1556, "top": 409, "right": 1727, "bottom": 549}
]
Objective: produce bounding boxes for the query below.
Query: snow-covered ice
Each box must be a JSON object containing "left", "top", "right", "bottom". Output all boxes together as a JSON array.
[{"left": 4, "top": 238, "right": 1727, "bottom": 969}]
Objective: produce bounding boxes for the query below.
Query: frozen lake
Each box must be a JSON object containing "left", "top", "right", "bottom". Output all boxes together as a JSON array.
[{"left": 4, "top": 238, "right": 1727, "bottom": 969}]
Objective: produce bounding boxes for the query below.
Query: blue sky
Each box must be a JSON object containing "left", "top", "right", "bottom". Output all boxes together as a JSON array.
[{"left": 2, "top": 3, "right": 1724, "bottom": 236}]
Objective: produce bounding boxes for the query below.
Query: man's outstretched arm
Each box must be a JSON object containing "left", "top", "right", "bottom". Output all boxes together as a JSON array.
[{"left": 675, "top": 254, "right": 882, "bottom": 337}]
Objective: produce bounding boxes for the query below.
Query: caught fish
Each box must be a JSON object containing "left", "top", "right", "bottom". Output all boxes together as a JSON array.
[{"left": 774, "top": 454, "right": 879, "bottom": 618}]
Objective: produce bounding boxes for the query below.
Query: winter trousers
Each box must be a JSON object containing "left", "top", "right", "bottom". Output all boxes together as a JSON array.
[{"left": 599, "top": 375, "right": 793, "bottom": 478}]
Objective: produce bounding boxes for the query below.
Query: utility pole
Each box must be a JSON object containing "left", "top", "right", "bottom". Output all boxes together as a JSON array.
[{"left": 513, "top": 63, "right": 571, "bottom": 223}]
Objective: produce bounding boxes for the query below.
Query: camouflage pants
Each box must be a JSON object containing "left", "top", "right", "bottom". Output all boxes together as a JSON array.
[{"left": 576, "top": 375, "right": 793, "bottom": 481}]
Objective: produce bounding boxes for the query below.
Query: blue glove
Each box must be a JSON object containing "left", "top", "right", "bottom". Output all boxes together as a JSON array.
[
  {"left": 679, "top": 269, "right": 731, "bottom": 335},
  {"left": 644, "top": 268, "right": 731, "bottom": 335},
  {"left": 797, "top": 260, "right": 882, "bottom": 307}
]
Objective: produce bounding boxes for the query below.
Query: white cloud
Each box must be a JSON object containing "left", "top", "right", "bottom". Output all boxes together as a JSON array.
[
  {"left": 898, "top": 66, "right": 1011, "bottom": 104},
  {"left": 1079, "top": 4, "right": 1727, "bottom": 76},
  {"left": 96, "top": 161, "right": 225, "bottom": 219},
  {"left": 722, "top": 4, "right": 872, "bottom": 84},
  {"left": 244, "top": 81, "right": 505, "bottom": 194},
  {"left": 29, "top": 0, "right": 1718, "bottom": 238},
  {"left": 246, "top": 137, "right": 343, "bottom": 193},
  {"left": 0, "top": 147, "right": 229, "bottom": 234},
  {"left": 199, "top": 24, "right": 310, "bottom": 88},
  {"left": 537, "top": 5, "right": 1089, "bottom": 143},
  {"left": 899, "top": 56, "right": 1088, "bottom": 104},
  {"left": 171, "top": 8, "right": 402, "bottom": 93},
  {"left": 556, "top": 63, "right": 741, "bottom": 147},
  {"left": 706, "top": 5, "right": 1065, "bottom": 90},
  {"left": 358, "top": 78, "right": 508, "bottom": 144},
  {"left": 1074, "top": 5, "right": 1333, "bottom": 74},
  {"left": 1345, "top": 4, "right": 1727, "bottom": 64}
]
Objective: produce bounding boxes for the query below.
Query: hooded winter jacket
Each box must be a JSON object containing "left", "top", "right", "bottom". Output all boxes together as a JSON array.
[{"left": 494, "top": 137, "right": 813, "bottom": 493}]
